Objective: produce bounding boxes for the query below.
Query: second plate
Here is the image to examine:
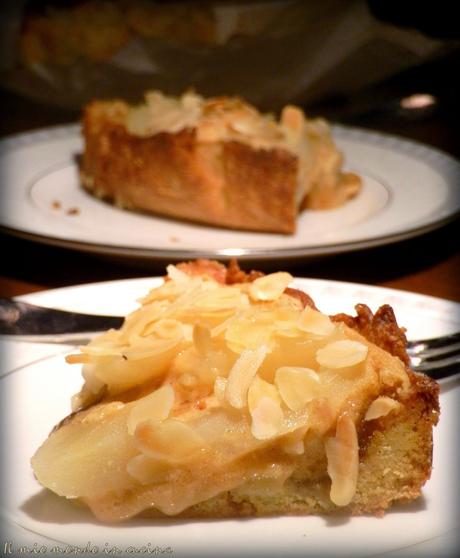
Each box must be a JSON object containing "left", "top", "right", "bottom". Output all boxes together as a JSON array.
[{"left": 1, "top": 124, "right": 459, "bottom": 260}]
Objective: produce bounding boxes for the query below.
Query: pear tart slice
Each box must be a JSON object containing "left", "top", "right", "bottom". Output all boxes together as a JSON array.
[
  {"left": 81, "top": 91, "right": 361, "bottom": 234},
  {"left": 31, "top": 260, "right": 439, "bottom": 522}
]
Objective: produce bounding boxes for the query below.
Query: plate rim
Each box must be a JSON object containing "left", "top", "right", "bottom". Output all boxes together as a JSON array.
[
  {"left": 1, "top": 123, "right": 459, "bottom": 261},
  {"left": 15, "top": 274, "right": 460, "bottom": 320}
]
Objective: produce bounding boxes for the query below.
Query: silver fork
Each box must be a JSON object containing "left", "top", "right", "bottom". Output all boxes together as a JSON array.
[{"left": 407, "top": 331, "right": 460, "bottom": 381}]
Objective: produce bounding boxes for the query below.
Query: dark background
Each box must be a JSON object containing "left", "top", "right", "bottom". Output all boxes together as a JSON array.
[{"left": 0, "top": 0, "right": 459, "bottom": 299}]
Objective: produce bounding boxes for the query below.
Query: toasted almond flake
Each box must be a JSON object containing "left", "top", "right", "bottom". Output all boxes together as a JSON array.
[
  {"left": 157, "top": 282, "right": 203, "bottom": 320},
  {"left": 143, "top": 318, "right": 183, "bottom": 339},
  {"left": 81, "top": 402, "right": 125, "bottom": 425},
  {"left": 127, "top": 384, "right": 174, "bottom": 435},
  {"left": 297, "top": 307, "right": 335, "bottom": 336},
  {"left": 81, "top": 364, "right": 105, "bottom": 392},
  {"left": 249, "top": 272, "right": 293, "bottom": 302},
  {"left": 316, "top": 340, "right": 368, "bottom": 369},
  {"left": 210, "top": 312, "right": 239, "bottom": 337},
  {"left": 282, "top": 426, "right": 309, "bottom": 455},
  {"left": 126, "top": 454, "right": 171, "bottom": 485},
  {"left": 274, "top": 326, "right": 302, "bottom": 338},
  {"left": 247, "top": 375, "right": 281, "bottom": 413},
  {"left": 65, "top": 353, "right": 91, "bottom": 364},
  {"left": 134, "top": 419, "right": 205, "bottom": 464},
  {"left": 225, "top": 346, "right": 268, "bottom": 409},
  {"left": 364, "top": 396, "right": 401, "bottom": 421},
  {"left": 275, "top": 367, "right": 320, "bottom": 411},
  {"left": 250, "top": 396, "right": 285, "bottom": 440},
  {"left": 166, "top": 264, "right": 191, "bottom": 284},
  {"left": 80, "top": 344, "right": 124, "bottom": 358},
  {"left": 120, "top": 303, "right": 170, "bottom": 342},
  {"left": 193, "top": 323, "right": 212, "bottom": 355},
  {"left": 123, "top": 336, "right": 181, "bottom": 360},
  {"left": 193, "top": 286, "right": 243, "bottom": 312},
  {"left": 325, "top": 414, "right": 359, "bottom": 506},
  {"left": 225, "top": 318, "right": 273, "bottom": 353},
  {"left": 310, "top": 397, "right": 335, "bottom": 435},
  {"left": 139, "top": 281, "right": 181, "bottom": 304}
]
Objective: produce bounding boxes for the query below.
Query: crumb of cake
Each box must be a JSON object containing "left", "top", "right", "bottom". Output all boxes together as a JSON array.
[{"left": 67, "top": 207, "right": 80, "bottom": 216}]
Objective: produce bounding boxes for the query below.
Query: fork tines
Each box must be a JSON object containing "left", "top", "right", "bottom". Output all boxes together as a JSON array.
[{"left": 407, "top": 331, "right": 460, "bottom": 380}]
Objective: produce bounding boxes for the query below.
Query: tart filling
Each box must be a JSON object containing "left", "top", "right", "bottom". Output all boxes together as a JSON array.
[{"left": 31, "top": 260, "right": 438, "bottom": 522}]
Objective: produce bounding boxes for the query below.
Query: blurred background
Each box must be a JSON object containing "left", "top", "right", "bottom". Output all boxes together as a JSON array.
[
  {"left": 0, "top": 0, "right": 459, "bottom": 298},
  {"left": 1, "top": 0, "right": 459, "bottom": 141}
]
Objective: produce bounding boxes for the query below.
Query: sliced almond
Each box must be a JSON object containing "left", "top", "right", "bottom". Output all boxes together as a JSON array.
[
  {"left": 127, "top": 384, "right": 174, "bottom": 435},
  {"left": 193, "top": 286, "right": 243, "bottom": 313},
  {"left": 139, "top": 279, "right": 182, "bottom": 304},
  {"left": 297, "top": 307, "right": 335, "bottom": 336},
  {"left": 143, "top": 318, "right": 183, "bottom": 339},
  {"left": 193, "top": 323, "right": 212, "bottom": 356},
  {"left": 247, "top": 375, "right": 281, "bottom": 412},
  {"left": 80, "top": 402, "right": 125, "bottom": 425},
  {"left": 364, "top": 396, "right": 401, "bottom": 421},
  {"left": 119, "top": 304, "right": 170, "bottom": 342},
  {"left": 126, "top": 454, "right": 171, "bottom": 485},
  {"left": 249, "top": 272, "right": 293, "bottom": 302},
  {"left": 281, "top": 105, "right": 305, "bottom": 135},
  {"left": 225, "top": 318, "right": 273, "bottom": 353},
  {"left": 225, "top": 346, "right": 267, "bottom": 409},
  {"left": 282, "top": 426, "right": 309, "bottom": 455},
  {"left": 274, "top": 367, "right": 320, "bottom": 411},
  {"left": 325, "top": 414, "right": 359, "bottom": 506},
  {"left": 250, "top": 396, "right": 284, "bottom": 440},
  {"left": 166, "top": 264, "right": 191, "bottom": 284},
  {"left": 134, "top": 419, "right": 205, "bottom": 464},
  {"left": 316, "top": 340, "right": 368, "bottom": 369},
  {"left": 122, "top": 336, "right": 182, "bottom": 360}
]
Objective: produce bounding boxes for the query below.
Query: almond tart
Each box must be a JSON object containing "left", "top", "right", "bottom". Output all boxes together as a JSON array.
[
  {"left": 81, "top": 91, "right": 361, "bottom": 234},
  {"left": 31, "top": 260, "right": 439, "bottom": 522}
]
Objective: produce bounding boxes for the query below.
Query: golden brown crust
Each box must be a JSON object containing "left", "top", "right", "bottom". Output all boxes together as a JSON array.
[
  {"left": 283, "top": 287, "right": 317, "bottom": 310},
  {"left": 82, "top": 101, "right": 298, "bottom": 233},
  {"left": 175, "top": 258, "right": 264, "bottom": 285},
  {"left": 332, "top": 304, "right": 410, "bottom": 365},
  {"left": 175, "top": 259, "right": 228, "bottom": 283}
]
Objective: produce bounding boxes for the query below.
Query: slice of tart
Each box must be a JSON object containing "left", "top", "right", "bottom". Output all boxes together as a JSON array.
[
  {"left": 31, "top": 260, "right": 439, "bottom": 522},
  {"left": 81, "top": 91, "right": 361, "bottom": 234}
]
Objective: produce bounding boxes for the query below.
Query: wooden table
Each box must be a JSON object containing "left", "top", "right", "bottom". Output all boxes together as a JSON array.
[{"left": 1, "top": 76, "right": 459, "bottom": 303}]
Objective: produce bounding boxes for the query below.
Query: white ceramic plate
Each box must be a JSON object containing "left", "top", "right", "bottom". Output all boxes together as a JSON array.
[
  {"left": 0, "top": 125, "right": 459, "bottom": 260},
  {"left": 0, "top": 277, "right": 459, "bottom": 557}
]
